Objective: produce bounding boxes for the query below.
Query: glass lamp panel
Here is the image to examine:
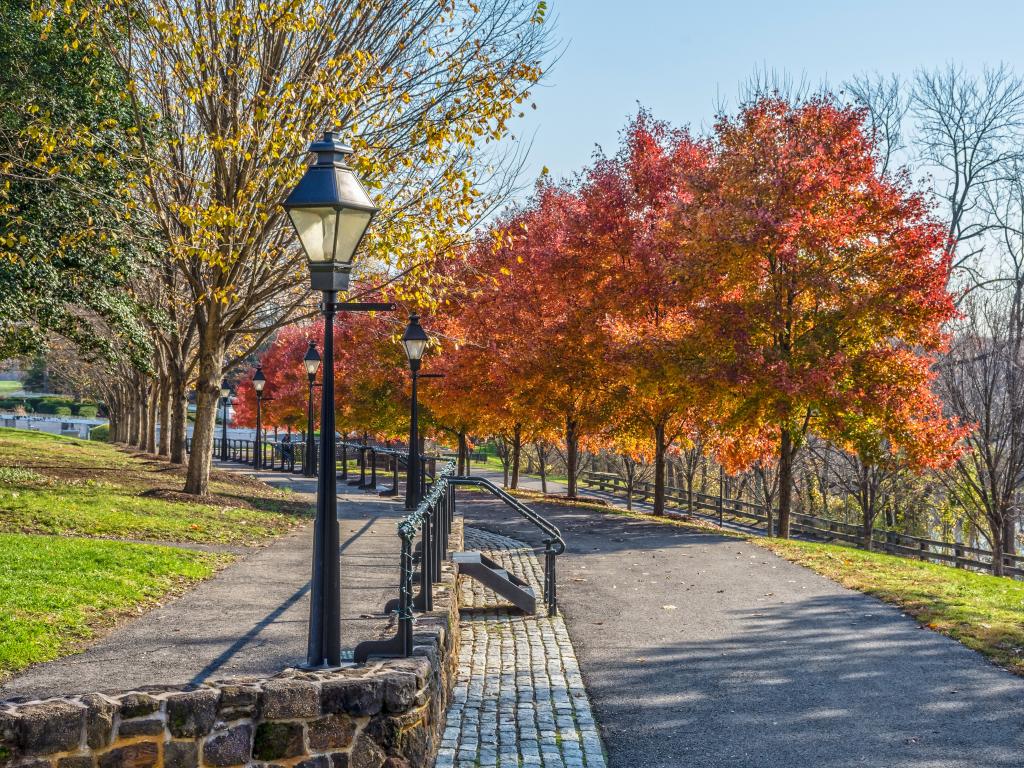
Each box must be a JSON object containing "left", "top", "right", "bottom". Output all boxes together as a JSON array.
[
  {"left": 288, "top": 207, "right": 336, "bottom": 263},
  {"left": 333, "top": 209, "right": 374, "bottom": 264},
  {"left": 304, "top": 358, "right": 321, "bottom": 376},
  {"left": 220, "top": 386, "right": 231, "bottom": 398},
  {"left": 403, "top": 338, "right": 427, "bottom": 362}
]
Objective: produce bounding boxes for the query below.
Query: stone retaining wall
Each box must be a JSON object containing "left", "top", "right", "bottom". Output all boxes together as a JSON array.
[{"left": 0, "top": 521, "right": 464, "bottom": 768}]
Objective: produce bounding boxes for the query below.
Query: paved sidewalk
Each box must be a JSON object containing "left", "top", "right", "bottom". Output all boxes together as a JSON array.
[
  {"left": 438, "top": 526, "right": 606, "bottom": 768},
  {"left": 1, "top": 462, "right": 405, "bottom": 701}
]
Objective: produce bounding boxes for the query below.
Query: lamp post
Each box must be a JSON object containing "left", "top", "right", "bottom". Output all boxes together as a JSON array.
[
  {"left": 219, "top": 380, "right": 231, "bottom": 462},
  {"left": 303, "top": 341, "right": 322, "bottom": 477},
  {"left": 402, "top": 315, "right": 428, "bottom": 510},
  {"left": 252, "top": 366, "right": 266, "bottom": 470},
  {"left": 284, "top": 131, "right": 379, "bottom": 669}
]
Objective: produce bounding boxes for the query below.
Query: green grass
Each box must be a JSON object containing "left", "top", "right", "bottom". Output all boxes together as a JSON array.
[
  {"left": 0, "top": 428, "right": 310, "bottom": 544},
  {"left": 476, "top": 454, "right": 569, "bottom": 483},
  {"left": 0, "top": 533, "right": 225, "bottom": 678},
  {"left": 755, "top": 536, "right": 1024, "bottom": 675},
  {"left": 0, "top": 381, "right": 21, "bottom": 395}
]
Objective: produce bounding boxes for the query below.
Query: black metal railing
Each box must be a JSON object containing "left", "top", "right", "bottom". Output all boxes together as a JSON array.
[
  {"left": 353, "top": 460, "right": 458, "bottom": 662},
  {"left": 580, "top": 469, "right": 1024, "bottom": 579}
]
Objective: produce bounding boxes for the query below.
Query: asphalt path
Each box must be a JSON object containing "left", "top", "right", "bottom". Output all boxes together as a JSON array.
[{"left": 459, "top": 470, "right": 1024, "bottom": 768}]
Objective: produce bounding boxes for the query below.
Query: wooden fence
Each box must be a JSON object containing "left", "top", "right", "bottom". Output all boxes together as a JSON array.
[{"left": 580, "top": 470, "right": 1024, "bottom": 579}]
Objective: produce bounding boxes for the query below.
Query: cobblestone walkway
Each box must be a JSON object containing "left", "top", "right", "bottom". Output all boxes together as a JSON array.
[{"left": 436, "top": 527, "right": 607, "bottom": 768}]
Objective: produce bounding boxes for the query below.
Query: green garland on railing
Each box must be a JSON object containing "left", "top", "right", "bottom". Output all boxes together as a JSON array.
[{"left": 398, "top": 459, "right": 457, "bottom": 540}]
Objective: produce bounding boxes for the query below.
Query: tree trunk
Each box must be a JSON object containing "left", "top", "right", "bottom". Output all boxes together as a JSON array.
[
  {"left": 146, "top": 380, "right": 157, "bottom": 454},
  {"left": 653, "top": 421, "right": 666, "bottom": 516},
  {"left": 990, "top": 522, "right": 1006, "bottom": 577},
  {"left": 535, "top": 441, "right": 548, "bottom": 494},
  {"left": 777, "top": 429, "right": 794, "bottom": 538},
  {"left": 128, "top": 390, "right": 141, "bottom": 447},
  {"left": 565, "top": 416, "right": 579, "bottom": 499},
  {"left": 136, "top": 386, "right": 149, "bottom": 450},
  {"left": 1003, "top": 514, "right": 1017, "bottom": 557},
  {"left": 459, "top": 432, "right": 470, "bottom": 476},
  {"left": 861, "top": 514, "right": 874, "bottom": 551},
  {"left": 158, "top": 379, "right": 171, "bottom": 457},
  {"left": 510, "top": 423, "right": 522, "bottom": 490},
  {"left": 170, "top": 369, "right": 188, "bottom": 464},
  {"left": 184, "top": 343, "right": 223, "bottom": 495}
]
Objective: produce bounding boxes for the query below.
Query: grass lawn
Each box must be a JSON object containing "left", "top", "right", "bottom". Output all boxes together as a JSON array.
[
  {"left": 0, "top": 428, "right": 310, "bottom": 544},
  {"left": 0, "top": 427, "right": 312, "bottom": 678},
  {"left": 755, "top": 536, "right": 1024, "bottom": 675},
  {"left": 0, "top": 533, "right": 225, "bottom": 678},
  {"left": 475, "top": 454, "right": 569, "bottom": 484},
  {"left": 0, "top": 381, "right": 21, "bottom": 395}
]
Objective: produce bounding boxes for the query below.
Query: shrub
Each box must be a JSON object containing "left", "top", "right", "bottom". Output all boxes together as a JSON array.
[
  {"left": 54, "top": 406, "right": 72, "bottom": 416},
  {"left": 89, "top": 423, "right": 110, "bottom": 441},
  {"left": 77, "top": 405, "right": 98, "bottom": 418}
]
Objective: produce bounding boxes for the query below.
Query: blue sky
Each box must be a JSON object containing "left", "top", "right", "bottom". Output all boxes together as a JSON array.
[{"left": 510, "top": 0, "right": 1024, "bottom": 183}]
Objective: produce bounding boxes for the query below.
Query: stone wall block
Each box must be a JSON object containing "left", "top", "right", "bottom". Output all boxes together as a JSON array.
[
  {"left": 259, "top": 681, "right": 319, "bottom": 721},
  {"left": 115, "top": 719, "right": 164, "bottom": 738},
  {"left": 79, "top": 695, "right": 118, "bottom": 750},
  {"left": 96, "top": 742, "right": 158, "bottom": 768},
  {"left": 165, "top": 689, "right": 220, "bottom": 739},
  {"left": 13, "top": 701, "right": 85, "bottom": 755},
  {"left": 320, "top": 679, "right": 382, "bottom": 718},
  {"left": 364, "top": 710, "right": 428, "bottom": 766},
  {"left": 215, "top": 687, "right": 258, "bottom": 722},
  {"left": 379, "top": 674, "right": 417, "bottom": 714},
  {"left": 306, "top": 715, "right": 355, "bottom": 752},
  {"left": 201, "top": 724, "right": 252, "bottom": 767},
  {"left": 115, "top": 695, "right": 160, "bottom": 721},
  {"left": 162, "top": 740, "right": 198, "bottom": 768},
  {"left": 347, "top": 732, "right": 385, "bottom": 768},
  {"left": 251, "top": 722, "right": 304, "bottom": 762},
  {"left": 0, "top": 709, "right": 22, "bottom": 767},
  {"left": 57, "top": 756, "right": 94, "bottom": 768}
]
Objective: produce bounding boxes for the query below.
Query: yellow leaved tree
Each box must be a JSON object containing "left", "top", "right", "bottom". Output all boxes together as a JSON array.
[{"left": 34, "top": 0, "right": 551, "bottom": 493}]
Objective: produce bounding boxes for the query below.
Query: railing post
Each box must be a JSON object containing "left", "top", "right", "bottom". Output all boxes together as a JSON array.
[
  {"left": 368, "top": 448, "right": 377, "bottom": 489},
  {"left": 717, "top": 466, "right": 724, "bottom": 527},
  {"left": 401, "top": 532, "right": 414, "bottom": 656},
  {"left": 340, "top": 442, "right": 347, "bottom": 479},
  {"left": 417, "top": 506, "right": 433, "bottom": 612},
  {"left": 547, "top": 546, "right": 557, "bottom": 617}
]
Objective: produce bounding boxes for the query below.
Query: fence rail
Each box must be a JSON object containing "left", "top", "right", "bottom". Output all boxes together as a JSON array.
[{"left": 581, "top": 470, "right": 1024, "bottom": 579}]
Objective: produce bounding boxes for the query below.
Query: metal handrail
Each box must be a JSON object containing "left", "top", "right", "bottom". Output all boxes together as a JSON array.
[
  {"left": 450, "top": 476, "right": 566, "bottom": 555},
  {"left": 449, "top": 475, "right": 565, "bottom": 615}
]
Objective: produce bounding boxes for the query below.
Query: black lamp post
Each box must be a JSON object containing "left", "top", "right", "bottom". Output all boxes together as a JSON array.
[
  {"left": 303, "top": 341, "right": 321, "bottom": 478},
  {"left": 252, "top": 366, "right": 266, "bottom": 470},
  {"left": 402, "top": 315, "right": 429, "bottom": 510},
  {"left": 284, "top": 131, "right": 378, "bottom": 669},
  {"left": 219, "top": 380, "right": 231, "bottom": 462}
]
